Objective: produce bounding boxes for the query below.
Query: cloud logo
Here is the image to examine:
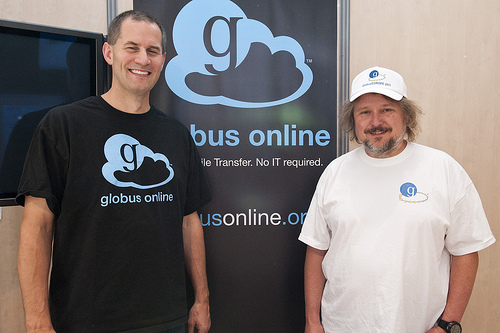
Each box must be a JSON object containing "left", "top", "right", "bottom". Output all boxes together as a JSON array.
[
  {"left": 102, "top": 134, "right": 174, "bottom": 189},
  {"left": 165, "top": 0, "right": 313, "bottom": 108}
]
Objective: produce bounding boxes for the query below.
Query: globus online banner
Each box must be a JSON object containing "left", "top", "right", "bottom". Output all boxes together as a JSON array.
[{"left": 134, "top": 1, "right": 338, "bottom": 331}]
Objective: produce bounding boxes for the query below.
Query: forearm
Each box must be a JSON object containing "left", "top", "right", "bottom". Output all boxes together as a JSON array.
[
  {"left": 304, "top": 246, "right": 327, "bottom": 328},
  {"left": 428, "top": 252, "right": 479, "bottom": 333},
  {"left": 441, "top": 252, "right": 479, "bottom": 322},
  {"left": 183, "top": 211, "right": 211, "bottom": 333},
  {"left": 183, "top": 212, "right": 210, "bottom": 303},
  {"left": 18, "top": 196, "right": 55, "bottom": 332}
]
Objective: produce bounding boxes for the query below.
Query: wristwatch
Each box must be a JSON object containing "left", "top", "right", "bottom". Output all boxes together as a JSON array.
[{"left": 437, "top": 319, "right": 462, "bottom": 333}]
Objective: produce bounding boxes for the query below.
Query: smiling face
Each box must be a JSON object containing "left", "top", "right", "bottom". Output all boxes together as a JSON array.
[
  {"left": 353, "top": 93, "right": 407, "bottom": 158},
  {"left": 103, "top": 17, "right": 166, "bottom": 98}
]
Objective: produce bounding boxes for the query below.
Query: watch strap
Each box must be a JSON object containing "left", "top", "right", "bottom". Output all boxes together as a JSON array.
[{"left": 437, "top": 319, "right": 462, "bottom": 333}]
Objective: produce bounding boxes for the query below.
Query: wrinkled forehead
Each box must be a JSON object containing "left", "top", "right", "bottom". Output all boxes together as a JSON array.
[{"left": 353, "top": 93, "right": 401, "bottom": 109}]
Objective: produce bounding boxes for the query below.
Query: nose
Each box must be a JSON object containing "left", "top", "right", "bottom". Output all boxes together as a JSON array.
[
  {"left": 135, "top": 49, "right": 150, "bottom": 66},
  {"left": 370, "top": 111, "right": 384, "bottom": 126}
]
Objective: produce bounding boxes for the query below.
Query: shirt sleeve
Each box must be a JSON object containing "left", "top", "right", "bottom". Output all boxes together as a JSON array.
[
  {"left": 444, "top": 160, "right": 495, "bottom": 255},
  {"left": 445, "top": 181, "right": 495, "bottom": 255},
  {"left": 16, "top": 112, "right": 68, "bottom": 215},
  {"left": 298, "top": 171, "right": 331, "bottom": 251}
]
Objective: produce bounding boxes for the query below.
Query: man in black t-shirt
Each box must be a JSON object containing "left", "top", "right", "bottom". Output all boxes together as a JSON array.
[{"left": 17, "top": 10, "right": 211, "bottom": 333}]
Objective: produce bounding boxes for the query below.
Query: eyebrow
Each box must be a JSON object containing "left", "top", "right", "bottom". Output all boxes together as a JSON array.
[
  {"left": 124, "top": 41, "right": 138, "bottom": 47},
  {"left": 124, "top": 41, "right": 162, "bottom": 52}
]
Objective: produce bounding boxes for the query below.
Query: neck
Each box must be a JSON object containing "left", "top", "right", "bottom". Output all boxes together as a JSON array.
[{"left": 101, "top": 89, "right": 151, "bottom": 114}]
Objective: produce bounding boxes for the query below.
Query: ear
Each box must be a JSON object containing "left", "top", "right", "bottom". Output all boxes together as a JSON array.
[
  {"left": 161, "top": 52, "right": 166, "bottom": 68},
  {"left": 102, "top": 42, "right": 113, "bottom": 66}
]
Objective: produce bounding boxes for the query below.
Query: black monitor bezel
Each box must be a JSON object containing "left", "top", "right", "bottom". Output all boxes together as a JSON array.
[{"left": 0, "top": 19, "right": 106, "bottom": 206}]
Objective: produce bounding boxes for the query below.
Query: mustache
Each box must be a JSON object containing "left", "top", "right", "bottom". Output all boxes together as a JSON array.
[{"left": 364, "top": 126, "right": 392, "bottom": 134}]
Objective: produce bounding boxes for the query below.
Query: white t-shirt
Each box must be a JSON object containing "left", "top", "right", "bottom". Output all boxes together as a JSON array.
[{"left": 299, "top": 142, "right": 495, "bottom": 333}]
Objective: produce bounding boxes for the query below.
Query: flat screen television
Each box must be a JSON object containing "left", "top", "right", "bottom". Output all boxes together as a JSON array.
[{"left": 0, "top": 19, "right": 106, "bottom": 206}]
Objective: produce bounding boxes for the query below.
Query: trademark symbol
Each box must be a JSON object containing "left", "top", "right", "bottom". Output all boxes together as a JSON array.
[{"left": 306, "top": 58, "right": 313, "bottom": 63}]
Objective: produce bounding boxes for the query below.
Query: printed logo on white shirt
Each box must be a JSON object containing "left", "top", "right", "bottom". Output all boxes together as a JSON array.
[{"left": 399, "top": 182, "right": 429, "bottom": 203}]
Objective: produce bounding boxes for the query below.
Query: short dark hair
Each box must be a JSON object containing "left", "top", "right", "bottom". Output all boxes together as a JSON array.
[
  {"left": 107, "top": 10, "right": 167, "bottom": 53},
  {"left": 339, "top": 95, "right": 423, "bottom": 143}
]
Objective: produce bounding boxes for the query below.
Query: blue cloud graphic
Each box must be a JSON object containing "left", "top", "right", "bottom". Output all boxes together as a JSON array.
[
  {"left": 165, "top": 0, "right": 313, "bottom": 108},
  {"left": 102, "top": 134, "right": 174, "bottom": 189}
]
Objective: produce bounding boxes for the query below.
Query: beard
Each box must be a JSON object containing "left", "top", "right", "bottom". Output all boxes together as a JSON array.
[{"left": 362, "top": 127, "right": 406, "bottom": 157}]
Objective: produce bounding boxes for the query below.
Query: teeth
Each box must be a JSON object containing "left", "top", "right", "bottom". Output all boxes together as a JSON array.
[{"left": 130, "top": 69, "right": 149, "bottom": 75}]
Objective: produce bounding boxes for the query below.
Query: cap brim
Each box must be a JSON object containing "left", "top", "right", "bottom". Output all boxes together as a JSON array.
[{"left": 350, "top": 87, "right": 404, "bottom": 102}]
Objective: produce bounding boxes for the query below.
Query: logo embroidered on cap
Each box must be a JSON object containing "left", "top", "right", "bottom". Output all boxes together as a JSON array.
[{"left": 369, "top": 70, "right": 386, "bottom": 82}]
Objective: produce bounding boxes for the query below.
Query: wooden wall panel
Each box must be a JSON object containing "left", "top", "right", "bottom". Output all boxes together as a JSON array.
[{"left": 349, "top": 0, "right": 500, "bottom": 331}]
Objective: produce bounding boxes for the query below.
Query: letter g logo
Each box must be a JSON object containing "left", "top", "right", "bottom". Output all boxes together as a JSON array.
[
  {"left": 400, "top": 182, "right": 417, "bottom": 197},
  {"left": 369, "top": 70, "right": 379, "bottom": 79},
  {"left": 203, "top": 16, "right": 242, "bottom": 74}
]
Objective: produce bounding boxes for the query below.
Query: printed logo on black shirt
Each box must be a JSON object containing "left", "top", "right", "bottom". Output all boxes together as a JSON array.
[{"left": 102, "top": 134, "right": 174, "bottom": 189}]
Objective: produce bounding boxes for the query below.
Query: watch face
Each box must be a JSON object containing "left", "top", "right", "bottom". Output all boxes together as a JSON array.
[{"left": 450, "top": 324, "right": 462, "bottom": 333}]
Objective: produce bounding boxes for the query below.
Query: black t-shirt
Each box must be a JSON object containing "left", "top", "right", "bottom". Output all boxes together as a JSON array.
[{"left": 17, "top": 96, "right": 211, "bottom": 332}]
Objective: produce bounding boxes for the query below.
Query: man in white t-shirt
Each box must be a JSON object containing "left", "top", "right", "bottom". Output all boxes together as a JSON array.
[{"left": 299, "top": 66, "right": 495, "bottom": 333}]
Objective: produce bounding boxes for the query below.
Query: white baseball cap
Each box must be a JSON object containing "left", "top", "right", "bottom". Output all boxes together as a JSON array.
[{"left": 349, "top": 66, "right": 407, "bottom": 102}]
